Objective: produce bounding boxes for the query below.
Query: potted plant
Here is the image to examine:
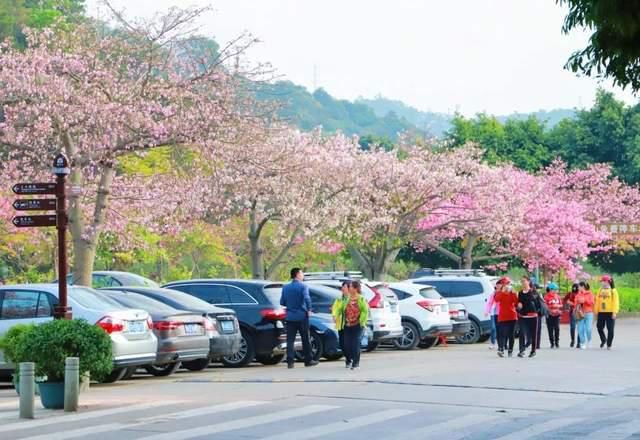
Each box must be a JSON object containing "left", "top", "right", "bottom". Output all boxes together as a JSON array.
[
  {"left": 16, "top": 319, "right": 113, "bottom": 409},
  {"left": 0, "top": 324, "right": 40, "bottom": 395}
]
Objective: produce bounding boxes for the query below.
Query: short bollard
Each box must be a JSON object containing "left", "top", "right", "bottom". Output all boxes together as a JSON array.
[
  {"left": 19, "top": 362, "right": 35, "bottom": 419},
  {"left": 64, "top": 357, "right": 79, "bottom": 412}
]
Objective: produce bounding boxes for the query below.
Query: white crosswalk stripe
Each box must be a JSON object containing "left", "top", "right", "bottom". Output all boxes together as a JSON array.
[
  {"left": 583, "top": 419, "right": 640, "bottom": 440},
  {"left": 395, "top": 413, "right": 502, "bottom": 440},
  {"left": 20, "top": 400, "right": 267, "bottom": 440},
  {"left": 258, "top": 408, "right": 414, "bottom": 440},
  {"left": 493, "top": 417, "right": 583, "bottom": 440}
]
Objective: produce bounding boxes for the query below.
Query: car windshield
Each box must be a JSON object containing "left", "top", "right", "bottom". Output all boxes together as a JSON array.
[
  {"left": 70, "top": 286, "right": 126, "bottom": 309},
  {"left": 263, "top": 286, "right": 283, "bottom": 306},
  {"left": 105, "top": 291, "right": 177, "bottom": 313},
  {"left": 419, "top": 288, "right": 442, "bottom": 300}
]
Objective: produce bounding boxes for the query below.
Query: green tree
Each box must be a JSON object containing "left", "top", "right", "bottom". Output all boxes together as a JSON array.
[{"left": 558, "top": 0, "right": 640, "bottom": 91}]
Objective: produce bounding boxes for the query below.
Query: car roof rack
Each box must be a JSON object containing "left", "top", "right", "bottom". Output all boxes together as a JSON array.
[
  {"left": 413, "top": 268, "right": 486, "bottom": 277},
  {"left": 303, "top": 271, "right": 364, "bottom": 280}
]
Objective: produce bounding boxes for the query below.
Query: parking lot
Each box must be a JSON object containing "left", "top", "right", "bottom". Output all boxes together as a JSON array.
[{"left": 1, "top": 318, "right": 639, "bottom": 439}]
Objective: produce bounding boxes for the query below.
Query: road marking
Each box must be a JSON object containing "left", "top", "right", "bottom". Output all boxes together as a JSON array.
[
  {"left": 20, "top": 401, "right": 267, "bottom": 440},
  {"left": 395, "top": 413, "right": 501, "bottom": 440},
  {"left": 493, "top": 417, "right": 583, "bottom": 440},
  {"left": 258, "top": 408, "right": 414, "bottom": 440},
  {"left": 136, "top": 404, "right": 338, "bottom": 440},
  {"left": 583, "top": 419, "right": 640, "bottom": 440},
  {"left": 0, "top": 401, "right": 177, "bottom": 434}
]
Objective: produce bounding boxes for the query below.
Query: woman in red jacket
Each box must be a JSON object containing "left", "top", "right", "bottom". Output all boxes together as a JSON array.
[
  {"left": 575, "top": 281, "right": 595, "bottom": 349},
  {"left": 494, "top": 277, "right": 519, "bottom": 358}
]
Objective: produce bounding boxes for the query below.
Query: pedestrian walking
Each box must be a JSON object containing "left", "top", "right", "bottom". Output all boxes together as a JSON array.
[
  {"left": 280, "top": 268, "right": 318, "bottom": 369},
  {"left": 544, "top": 282, "right": 562, "bottom": 348},
  {"left": 494, "top": 277, "right": 518, "bottom": 358},
  {"left": 333, "top": 280, "right": 369, "bottom": 370},
  {"left": 331, "top": 281, "right": 351, "bottom": 366},
  {"left": 484, "top": 283, "right": 500, "bottom": 350},
  {"left": 575, "top": 281, "right": 595, "bottom": 350},
  {"left": 517, "top": 276, "right": 540, "bottom": 358},
  {"left": 535, "top": 281, "right": 546, "bottom": 350},
  {"left": 564, "top": 283, "right": 580, "bottom": 348},
  {"left": 595, "top": 275, "right": 619, "bottom": 350}
]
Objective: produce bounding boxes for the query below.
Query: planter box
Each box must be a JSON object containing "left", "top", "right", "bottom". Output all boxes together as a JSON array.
[{"left": 38, "top": 382, "right": 65, "bottom": 409}]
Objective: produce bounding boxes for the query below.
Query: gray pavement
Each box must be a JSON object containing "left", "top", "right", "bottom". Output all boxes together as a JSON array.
[{"left": 1, "top": 319, "right": 639, "bottom": 439}]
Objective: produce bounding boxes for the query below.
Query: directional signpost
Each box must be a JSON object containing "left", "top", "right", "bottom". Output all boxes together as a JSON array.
[{"left": 10, "top": 153, "right": 72, "bottom": 319}]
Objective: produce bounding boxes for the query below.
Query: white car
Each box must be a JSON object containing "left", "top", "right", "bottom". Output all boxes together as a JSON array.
[
  {"left": 0, "top": 284, "right": 158, "bottom": 382},
  {"left": 388, "top": 282, "right": 452, "bottom": 350},
  {"left": 304, "top": 273, "right": 403, "bottom": 350},
  {"left": 408, "top": 269, "right": 495, "bottom": 344}
]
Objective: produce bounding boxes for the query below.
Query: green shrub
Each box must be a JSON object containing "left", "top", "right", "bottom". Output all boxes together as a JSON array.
[
  {"left": 618, "top": 287, "right": 640, "bottom": 313},
  {"left": 16, "top": 319, "right": 113, "bottom": 382},
  {"left": 615, "top": 273, "right": 640, "bottom": 289},
  {"left": 0, "top": 324, "right": 36, "bottom": 365}
]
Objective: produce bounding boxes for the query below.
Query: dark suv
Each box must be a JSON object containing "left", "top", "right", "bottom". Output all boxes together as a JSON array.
[{"left": 162, "top": 279, "right": 287, "bottom": 367}]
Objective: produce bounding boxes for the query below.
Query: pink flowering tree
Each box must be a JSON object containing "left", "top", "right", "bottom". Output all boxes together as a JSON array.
[
  {"left": 0, "top": 7, "right": 261, "bottom": 285},
  {"left": 214, "top": 127, "right": 360, "bottom": 279}
]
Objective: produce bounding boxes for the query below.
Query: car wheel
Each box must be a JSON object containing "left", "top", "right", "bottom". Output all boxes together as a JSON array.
[
  {"left": 222, "top": 329, "right": 255, "bottom": 368},
  {"left": 418, "top": 337, "right": 439, "bottom": 349},
  {"left": 393, "top": 321, "right": 420, "bottom": 350},
  {"left": 455, "top": 319, "right": 481, "bottom": 344},
  {"left": 295, "top": 331, "right": 323, "bottom": 362},
  {"left": 365, "top": 341, "right": 379, "bottom": 352},
  {"left": 256, "top": 353, "right": 285, "bottom": 365},
  {"left": 122, "top": 367, "right": 137, "bottom": 380},
  {"left": 181, "top": 357, "right": 211, "bottom": 371},
  {"left": 102, "top": 367, "right": 127, "bottom": 383},
  {"left": 144, "top": 362, "right": 181, "bottom": 377}
]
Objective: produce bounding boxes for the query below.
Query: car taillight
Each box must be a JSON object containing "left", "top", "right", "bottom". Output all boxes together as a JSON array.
[
  {"left": 153, "top": 321, "right": 182, "bottom": 331},
  {"left": 204, "top": 318, "right": 215, "bottom": 331},
  {"left": 416, "top": 300, "right": 436, "bottom": 312},
  {"left": 261, "top": 308, "right": 287, "bottom": 321},
  {"left": 97, "top": 316, "right": 125, "bottom": 334},
  {"left": 369, "top": 289, "right": 384, "bottom": 309}
]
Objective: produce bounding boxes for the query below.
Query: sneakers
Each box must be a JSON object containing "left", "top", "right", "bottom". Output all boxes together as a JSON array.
[
  {"left": 607, "top": 346, "right": 612, "bottom": 351},
  {"left": 345, "top": 360, "right": 352, "bottom": 369},
  {"left": 305, "top": 360, "right": 319, "bottom": 367},
  {"left": 350, "top": 365, "right": 360, "bottom": 371},
  {"left": 529, "top": 351, "right": 537, "bottom": 358},
  {"left": 508, "top": 351, "right": 513, "bottom": 358},
  {"left": 600, "top": 341, "right": 606, "bottom": 349},
  {"left": 580, "top": 345, "right": 586, "bottom": 350},
  {"left": 489, "top": 344, "right": 496, "bottom": 350},
  {"left": 570, "top": 341, "right": 575, "bottom": 348},
  {"left": 517, "top": 351, "right": 526, "bottom": 358},
  {"left": 287, "top": 362, "right": 294, "bottom": 369},
  {"left": 497, "top": 351, "right": 504, "bottom": 358}
]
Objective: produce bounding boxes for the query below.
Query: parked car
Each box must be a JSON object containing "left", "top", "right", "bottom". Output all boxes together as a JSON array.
[
  {"left": 0, "top": 284, "right": 158, "bottom": 382},
  {"left": 388, "top": 282, "right": 452, "bottom": 350},
  {"left": 306, "top": 284, "right": 342, "bottom": 314},
  {"left": 408, "top": 269, "right": 494, "bottom": 343},
  {"left": 100, "top": 290, "right": 210, "bottom": 377},
  {"left": 162, "top": 279, "right": 289, "bottom": 367},
  {"left": 448, "top": 302, "right": 472, "bottom": 342},
  {"left": 304, "top": 272, "right": 403, "bottom": 351},
  {"left": 100, "top": 286, "right": 241, "bottom": 370},
  {"left": 64, "top": 271, "right": 159, "bottom": 288}
]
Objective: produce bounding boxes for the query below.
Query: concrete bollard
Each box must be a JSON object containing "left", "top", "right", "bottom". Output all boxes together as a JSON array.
[
  {"left": 19, "top": 362, "right": 35, "bottom": 419},
  {"left": 64, "top": 357, "right": 79, "bottom": 412}
]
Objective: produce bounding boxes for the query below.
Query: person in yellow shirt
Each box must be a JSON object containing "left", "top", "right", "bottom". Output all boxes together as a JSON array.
[{"left": 594, "top": 275, "right": 619, "bottom": 350}]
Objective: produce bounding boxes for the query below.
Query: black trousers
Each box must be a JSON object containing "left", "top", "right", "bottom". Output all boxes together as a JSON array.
[
  {"left": 286, "top": 318, "right": 312, "bottom": 364},
  {"left": 343, "top": 325, "right": 362, "bottom": 367},
  {"left": 597, "top": 312, "right": 616, "bottom": 347},
  {"left": 546, "top": 315, "right": 560, "bottom": 346},
  {"left": 519, "top": 316, "right": 538, "bottom": 353},
  {"left": 497, "top": 320, "right": 516, "bottom": 353},
  {"left": 536, "top": 314, "right": 543, "bottom": 349}
]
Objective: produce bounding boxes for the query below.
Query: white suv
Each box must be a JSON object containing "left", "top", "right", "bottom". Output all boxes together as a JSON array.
[
  {"left": 408, "top": 269, "right": 494, "bottom": 344},
  {"left": 388, "top": 282, "right": 452, "bottom": 350},
  {"left": 304, "top": 272, "right": 403, "bottom": 350}
]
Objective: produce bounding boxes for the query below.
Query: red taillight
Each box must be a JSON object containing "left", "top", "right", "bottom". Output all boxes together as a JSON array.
[
  {"left": 416, "top": 300, "right": 436, "bottom": 312},
  {"left": 369, "top": 289, "right": 384, "bottom": 309},
  {"left": 261, "top": 308, "right": 287, "bottom": 321},
  {"left": 97, "top": 316, "right": 125, "bottom": 334},
  {"left": 153, "top": 321, "right": 182, "bottom": 331}
]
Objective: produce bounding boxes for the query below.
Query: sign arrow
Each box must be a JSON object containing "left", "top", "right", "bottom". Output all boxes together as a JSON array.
[
  {"left": 12, "top": 183, "right": 57, "bottom": 195},
  {"left": 12, "top": 199, "right": 57, "bottom": 211},
  {"left": 11, "top": 215, "right": 57, "bottom": 228}
]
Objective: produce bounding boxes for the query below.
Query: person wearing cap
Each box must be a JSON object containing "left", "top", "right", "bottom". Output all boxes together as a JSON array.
[
  {"left": 494, "top": 277, "right": 518, "bottom": 357},
  {"left": 544, "top": 282, "right": 562, "bottom": 348},
  {"left": 594, "top": 275, "right": 619, "bottom": 350}
]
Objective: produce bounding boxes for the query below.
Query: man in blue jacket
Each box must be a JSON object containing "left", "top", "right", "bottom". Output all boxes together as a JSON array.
[{"left": 280, "top": 268, "right": 317, "bottom": 368}]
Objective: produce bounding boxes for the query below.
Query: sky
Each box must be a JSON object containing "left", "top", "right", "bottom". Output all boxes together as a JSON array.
[{"left": 86, "top": 0, "right": 637, "bottom": 116}]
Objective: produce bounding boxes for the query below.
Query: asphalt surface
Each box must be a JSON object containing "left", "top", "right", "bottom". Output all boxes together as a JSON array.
[{"left": 1, "top": 319, "right": 639, "bottom": 439}]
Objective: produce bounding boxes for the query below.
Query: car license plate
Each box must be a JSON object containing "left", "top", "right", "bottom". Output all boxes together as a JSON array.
[
  {"left": 220, "top": 320, "right": 234, "bottom": 332},
  {"left": 126, "top": 320, "right": 145, "bottom": 333},
  {"left": 184, "top": 323, "right": 202, "bottom": 335}
]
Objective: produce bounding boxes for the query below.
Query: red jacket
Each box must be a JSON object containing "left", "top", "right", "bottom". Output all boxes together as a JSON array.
[
  {"left": 544, "top": 292, "right": 563, "bottom": 317},
  {"left": 575, "top": 291, "right": 595, "bottom": 313},
  {"left": 494, "top": 291, "right": 518, "bottom": 322}
]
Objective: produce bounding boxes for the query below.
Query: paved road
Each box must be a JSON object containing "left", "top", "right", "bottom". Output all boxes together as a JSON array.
[{"left": 1, "top": 319, "right": 639, "bottom": 439}]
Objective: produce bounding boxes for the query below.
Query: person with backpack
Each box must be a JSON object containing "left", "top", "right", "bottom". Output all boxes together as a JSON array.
[
  {"left": 544, "top": 282, "right": 563, "bottom": 348},
  {"left": 517, "top": 276, "right": 540, "bottom": 358},
  {"left": 494, "top": 277, "right": 518, "bottom": 357},
  {"left": 575, "top": 281, "right": 595, "bottom": 350},
  {"left": 563, "top": 283, "right": 580, "bottom": 348},
  {"left": 594, "top": 275, "right": 619, "bottom": 350}
]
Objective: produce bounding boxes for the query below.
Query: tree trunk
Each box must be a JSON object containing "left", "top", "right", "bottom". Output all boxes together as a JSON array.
[
  {"left": 349, "top": 244, "right": 401, "bottom": 281},
  {"left": 460, "top": 235, "right": 478, "bottom": 269},
  {"left": 264, "top": 227, "right": 302, "bottom": 281},
  {"left": 248, "top": 206, "right": 265, "bottom": 280}
]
